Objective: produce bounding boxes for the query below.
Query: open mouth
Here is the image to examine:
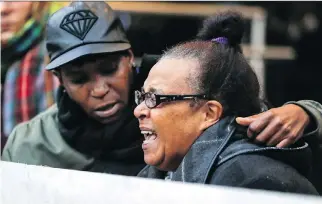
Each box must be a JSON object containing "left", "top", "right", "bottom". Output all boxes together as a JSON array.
[{"left": 141, "top": 130, "right": 158, "bottom": 142}]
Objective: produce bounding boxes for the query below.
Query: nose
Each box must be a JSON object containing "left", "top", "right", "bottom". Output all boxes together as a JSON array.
[
  {"left": 90, "top": 75, "right": 109, "bottom": 98},
  {"left": 134, "top": 100, "right": 150, "bottom": 120}
]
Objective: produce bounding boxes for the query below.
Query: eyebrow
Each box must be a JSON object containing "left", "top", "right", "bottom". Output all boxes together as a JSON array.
[{"left": 143, "top": 87, "right": 163, "bottom": 94}]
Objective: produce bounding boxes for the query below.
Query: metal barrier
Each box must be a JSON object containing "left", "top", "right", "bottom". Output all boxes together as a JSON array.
[{"left": 1, "top": 161, "right": 321, "bottom": 204}]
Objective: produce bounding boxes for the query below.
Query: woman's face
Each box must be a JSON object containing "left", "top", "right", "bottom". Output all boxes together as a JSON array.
[
  {"left": 0, "top": 2, "right": 33, "bottom": 45},
  {"left": 134, "top": 58, "right": 214, "bottom": 171},
  {"left": 60, "top": 53, "right": 134, "bottom": 124}
]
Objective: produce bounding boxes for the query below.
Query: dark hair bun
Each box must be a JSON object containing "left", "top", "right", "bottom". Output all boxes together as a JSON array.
[{"left": 196, "top": 11, "right": 245, "bottom": 46}]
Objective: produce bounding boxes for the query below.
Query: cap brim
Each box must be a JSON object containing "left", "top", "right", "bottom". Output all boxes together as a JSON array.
[{"left": 46, "top": 43, "right": 131, "bottom": 70}]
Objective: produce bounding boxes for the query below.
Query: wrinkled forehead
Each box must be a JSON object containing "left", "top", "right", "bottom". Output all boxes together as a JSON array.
[{"left": 143, "top": 58, "right": 199, "bottom": 94}]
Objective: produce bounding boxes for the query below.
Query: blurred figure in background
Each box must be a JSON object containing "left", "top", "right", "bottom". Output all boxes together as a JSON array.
[{"left": 1, "top": 2, "right": 61, "bottom": 150}]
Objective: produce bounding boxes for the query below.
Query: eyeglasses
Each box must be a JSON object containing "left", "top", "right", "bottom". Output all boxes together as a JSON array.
[{"left": 135, "top": 90, "right": 208, "bottom": 109}]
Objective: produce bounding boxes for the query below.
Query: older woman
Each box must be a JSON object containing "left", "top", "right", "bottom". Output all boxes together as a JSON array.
[{"left": 134, "top": 12, "right": 318, "bottom": 195}]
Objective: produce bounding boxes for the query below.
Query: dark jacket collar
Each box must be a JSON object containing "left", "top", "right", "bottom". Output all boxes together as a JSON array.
[
  {"left": 138, "top": 116, "right": 312, "bottom": 183},
  {"left": 170, "top": 116, "right": 236, "bottom": 183}
]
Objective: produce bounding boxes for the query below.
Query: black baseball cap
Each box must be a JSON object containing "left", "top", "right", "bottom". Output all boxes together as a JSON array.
[{"left": 45, "top": 2, "right": 131, "bottom": 70}]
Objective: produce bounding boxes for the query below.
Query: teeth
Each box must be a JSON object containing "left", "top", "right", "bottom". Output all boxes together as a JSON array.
[
  {"left": 141, "top": 131, "right": 153, "bottom": 135},
  {"left": 141, "top": 130, "right": 157, "bottom": 140}
]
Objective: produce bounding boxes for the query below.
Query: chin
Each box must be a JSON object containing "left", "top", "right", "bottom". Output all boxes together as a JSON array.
[
  {"left": 144, "top": 155, "right": 156, "bottom": 166},
  {"left": 144, "top": 154, "right": 169, "bottom": 171},
  {"left": 144, "top": 155, "right": 160, "bottom": 166},
  {"left": 97, "top": 114, "right": 121, "bottom": 124},
  {"left": 1, "top": 34, "right": 13, "bottom": 45}
]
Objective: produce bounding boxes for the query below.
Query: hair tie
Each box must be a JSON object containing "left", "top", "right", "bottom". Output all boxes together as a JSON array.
[{"left": 211, "top": 37, "right": 228, "bottom": 45}]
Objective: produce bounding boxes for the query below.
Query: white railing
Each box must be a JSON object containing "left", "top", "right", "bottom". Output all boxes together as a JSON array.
[{"left": 1, "top": 161, "right": 321, "bottom": 204}]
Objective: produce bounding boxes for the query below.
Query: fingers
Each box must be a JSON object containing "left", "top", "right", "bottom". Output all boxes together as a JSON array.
[
  {"left": 246, "top": 111, "right": 273, "bottom": 138},
  {"left": 239, "top": 105, "right": 308, "bottom": 148},
  {"left": 266, "top": 126, "right": 288, "bottom": 146},
  {"left": 276, "top": 139, "right": 294, "bottom": 148},
  {"left": 236, "top": 117, "right": 255, "bottom": 126},
  {"left": 267, "top": 126, "right": 302, "bottom": 147},
  {"left": 236, "top": 113, "right": 261, "bottom": 126},
  {"left": 253, "top": 119, "right": 282, "bottom": 144}
]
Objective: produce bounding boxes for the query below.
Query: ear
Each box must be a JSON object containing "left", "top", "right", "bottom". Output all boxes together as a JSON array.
[
  {"left": 128, "top": 49, "right": 135, "bottom": 66},
  {"left": 200, "top": 100, "right": 223, "bottom": 131}
]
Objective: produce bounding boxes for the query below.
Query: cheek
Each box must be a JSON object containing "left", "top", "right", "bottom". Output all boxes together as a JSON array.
[
  {"left": 64, "top": 84, "right": 91, "bottom": 110},
  {"left": 153, "top": 108, "right": 198, "bottom": 152},
  {"left": 149, "top": 108, "right": 202, "bottom": 170},
  {"left": 112, "top": 66, "right": 132, "bottom": 103},
  {"left": 13, "top": 3, "right": 32, "bottom": 28}
]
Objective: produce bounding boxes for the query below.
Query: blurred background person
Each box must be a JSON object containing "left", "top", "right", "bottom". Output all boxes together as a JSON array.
[{"left": 0, "top": 2, "right": 63, "bottom": 150}]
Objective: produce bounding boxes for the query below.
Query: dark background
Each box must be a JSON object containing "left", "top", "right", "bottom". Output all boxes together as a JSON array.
[{"left": 119, "top": 1, "right": 322, "bottom": 106}]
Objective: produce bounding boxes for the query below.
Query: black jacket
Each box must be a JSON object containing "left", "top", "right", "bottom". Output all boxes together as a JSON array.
[{"left": 138, "top": 116, "right": 318, "bottom": 195}]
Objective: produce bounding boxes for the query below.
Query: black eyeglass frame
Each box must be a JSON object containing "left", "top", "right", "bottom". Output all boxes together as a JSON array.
[{"left": 135, "top": 90, "right": 208, "bottom": 109}]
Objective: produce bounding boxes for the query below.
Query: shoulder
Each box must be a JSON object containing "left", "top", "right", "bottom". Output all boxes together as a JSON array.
[
  {"left": 12, "top": 104, "right": 58, "bottom": 135},
  {"left": 210, "top": 154, "right": 318, "bottom": 195},
  {"left": 11, "top": 104, "right": 59, "bottom": 135},
  {"left": 2, "top": 105, "right": 89, "bottom": 167},
  {"left": 2, "top": 105, "right": 59, "bottom": 161}
]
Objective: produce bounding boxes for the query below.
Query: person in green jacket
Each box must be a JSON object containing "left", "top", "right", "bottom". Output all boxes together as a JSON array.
[{"left": 2, "top": 2, "right": 322, "bottom": 189}]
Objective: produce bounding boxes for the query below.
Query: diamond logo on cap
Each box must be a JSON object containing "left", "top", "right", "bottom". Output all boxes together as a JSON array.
[{"left": 60, "top": 10, "right": 98, "bottom": 40}]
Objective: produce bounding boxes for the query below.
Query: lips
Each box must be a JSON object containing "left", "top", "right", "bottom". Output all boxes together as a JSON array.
[
  {"left": 95, "top": 102, "right": 117, "bottom": 112},
  {"left": 93, "top": 102, "right": 120, "bottom": 119},
  {"left": 1, "top": 23, "right": 10, "bottom": 31},
  {"left": 140, "top": 127, "right": 158, "bottom": 149}
]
